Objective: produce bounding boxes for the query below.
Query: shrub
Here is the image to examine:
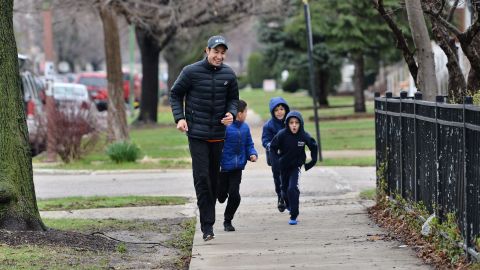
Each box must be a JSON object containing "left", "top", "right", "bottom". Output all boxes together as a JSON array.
[
  {"left": 52, "top": 104, "right": 99, "bottom": 163},
  {"left": 247, "top": 52, "right": 271, "bottom": 88},
  {"left": 237, "top": 75, "right": 249, "bottom": 90},
  {"left": 473, "top": 91, "right": 480, "bottom": 105},
  {"left": 106, "top": 141, "right": 141, "bottom": 163},
  {"left": 282, "top": 73, "right": 300, "bottom": 93}
]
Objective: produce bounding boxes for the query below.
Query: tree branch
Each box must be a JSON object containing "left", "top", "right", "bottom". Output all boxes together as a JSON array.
[{"left": 372, "top": 0, "right": 418, "bottom": 83}]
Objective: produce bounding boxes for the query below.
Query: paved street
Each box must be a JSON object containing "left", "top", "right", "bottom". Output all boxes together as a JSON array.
[{"left": 34, "top": 166, "right": 431, "bottom": 269}]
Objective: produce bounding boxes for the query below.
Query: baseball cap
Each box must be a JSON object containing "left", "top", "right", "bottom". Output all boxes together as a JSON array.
[{"left": 207, "top": 35, "right": 228, "bottom": 49}]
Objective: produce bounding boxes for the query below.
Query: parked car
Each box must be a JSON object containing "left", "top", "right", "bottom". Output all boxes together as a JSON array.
[
  {"left": 75, "top": 72, "right": 108, "bottom": 111},
  {"left": 21, "top": 70, "right": 47, "bottom": 156},
  {"left": 75, "top": 71, "right": 141, "bottom": 111},
  {"left": 51, "top": 82, "right": 100, "bottom": 131},
  {"left": 52, "top": 82, "right": 96, "bottom": 110}
]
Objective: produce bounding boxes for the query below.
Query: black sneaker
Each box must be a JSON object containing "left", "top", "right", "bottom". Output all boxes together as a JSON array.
[
  {"left": 203, "top": 232, "right": 215, "bottom": 241},
  {"left": 277, "top": 197, "right": 286, "bottom": 213},
  {"left": 224, "top": 221, "right": 235, "bottom": 232}
]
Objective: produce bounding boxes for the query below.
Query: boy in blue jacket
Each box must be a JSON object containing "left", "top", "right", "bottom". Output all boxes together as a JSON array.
[
  {"left": 218, "top": 100, "right": 258, "bottom": 232},
  {"left": 270, "top": 111, "right": 317, "bottom": 225},
  {"left": 261, "top": 97, "right": 290, "bottom": 212}
]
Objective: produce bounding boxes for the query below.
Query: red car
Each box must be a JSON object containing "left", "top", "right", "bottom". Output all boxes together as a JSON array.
[{"left": 75, "top": 72, "right": 141, "bottom": 111}]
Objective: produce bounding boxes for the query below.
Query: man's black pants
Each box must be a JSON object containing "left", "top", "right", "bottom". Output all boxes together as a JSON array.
[
  {"left": 218, "top": 170, "right": 242, "bottom": 222},
  {"left": 188, "top": 137, "right": 223, "bottom": 233}
]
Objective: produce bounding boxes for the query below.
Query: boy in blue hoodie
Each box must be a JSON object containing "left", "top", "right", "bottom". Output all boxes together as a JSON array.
[
  {"left": 261, "top": 97, "right": 290, "bottom": 212},
  {"left": 270, "top": 111, "right": 317, "bottom": 225},
  {"left": 218, "top": 100, "right": 258, "bottom": 232}
]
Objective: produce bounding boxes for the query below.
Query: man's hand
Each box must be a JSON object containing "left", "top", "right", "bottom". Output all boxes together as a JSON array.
[
  {"left": 176, "top": 119, "right": 188, "bottom": 132},
  {"left": 221, "top": 112, "right": 233, "bottom": 126},
  {"left": 250, "top": 155, "right": 257, "bottom": 162}
]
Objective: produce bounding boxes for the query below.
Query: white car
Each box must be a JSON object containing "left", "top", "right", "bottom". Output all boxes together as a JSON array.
[{"left": 51, "top": 82, "right": 99, "bottom": 125}]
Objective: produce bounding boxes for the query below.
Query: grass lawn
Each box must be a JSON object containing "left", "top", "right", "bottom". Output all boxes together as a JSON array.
[
  {"left": 35, "top": 90, "right": 375, "bottom": 169},
  {"left": 0, "top": 217, "right": 196, "bottom": 270},
  {"left": 37, "top": 195, "right": 188, "bottom": 211},
  {"left": 1, "top": 195, "right": 195, "bottom": 269},
  {"left": 0, "top": 245, "right": 110, "bottom": 270}
]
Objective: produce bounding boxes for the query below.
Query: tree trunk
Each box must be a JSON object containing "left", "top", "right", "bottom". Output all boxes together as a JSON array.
[
  {"left": 99, "top": 6, "right": 128, "bottom": 142},
  {"left": 466, "top": 35, "right": 480, "bottom": 93},
  {"left": 405, "top": 0, "right": 438, "bottom": 100},
  {"left": 316, "top": 70, "right": 329, "bottom": 107},
  {"left": 0, "top": 0, "right": 45, "bottom": 231},
  {"left": 431, "top": 22, "right": 467, "bottom": 102},
  {"left": 135, "top": 27, "right": 160, "bottom": 124},
  {"left": 352, "top": 54, "right": 366, "bottom": 113}
]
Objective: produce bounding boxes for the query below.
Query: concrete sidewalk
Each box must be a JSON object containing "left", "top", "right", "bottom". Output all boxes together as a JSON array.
[
  {"left": 189, "top": 195, "right": 430, "bottom": 270},
  {"left": 33, "top": 167, "right": 431, "bottom": 269}
]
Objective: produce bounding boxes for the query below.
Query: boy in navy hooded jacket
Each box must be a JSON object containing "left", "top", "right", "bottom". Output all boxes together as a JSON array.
[
  {"left": 261, "top": 97, "right": 290, "bottom": 212},
  {"left": 218, "top": 100, "right": 258, "bottom": 231},
  {"left": 270, "top": 111, "right": 317, "bottom": 225}
]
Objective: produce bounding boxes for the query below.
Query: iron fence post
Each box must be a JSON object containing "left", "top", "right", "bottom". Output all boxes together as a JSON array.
[
  {"left": 435, "top": 95, "right": 444, "bottom": 217},
  {"left": 414, "top": 92, "right": 422, "bottom": 202},
  {"left": 386, "top": 92, "right": 392, "bottom": 194},
  {"left": 400, "top": 91, "right": 407, "bottom": 197},
  {"left": 463, "top": 96, "right": 473, "bottom": 258},
  {"left": 375, "top": 92, "right": 381, "bottom": 191}
]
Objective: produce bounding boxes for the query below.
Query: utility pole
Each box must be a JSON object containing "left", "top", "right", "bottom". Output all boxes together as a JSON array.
[
  {"left": 43, "top": 0, "right": 56, "bottom": 162},
  {"left": 303, "top": 0, "right": 323, "bottom": 161}
]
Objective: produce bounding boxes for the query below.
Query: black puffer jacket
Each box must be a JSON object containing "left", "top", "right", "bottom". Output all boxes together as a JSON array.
[{"left": 170, "top": 58, "right": 239, "bottom": 140}]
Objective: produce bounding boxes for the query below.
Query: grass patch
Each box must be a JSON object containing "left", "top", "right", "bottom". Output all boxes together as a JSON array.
[
  {"left": 0, "top": 245, "right": 109, "bottom": 270},
  {"left": 35, "top": 89, "right": 376, "bottom": 170},
  {"left": 312, "top": 119, "right": 375, "bottom": 151},
  {"left": 42, "top": 218, "right": 160, "bottom": 232},
  {"left": 37, "top": 196, "right": 188, "bottom": 211},
  {"left": 359, "top": 188, "right": 376, "bottom": 200},
  {"left": 240, "top": 89, "right": 373, "bottom": 120},
  {"left": 167, "top": 218, "right": 196, "bottom": 269},
  {"left": 319, "top": 156, "right": 375, "bottom": 166},
  {"left": 2, "top": 217, "right": 196, "bottom": 269}
]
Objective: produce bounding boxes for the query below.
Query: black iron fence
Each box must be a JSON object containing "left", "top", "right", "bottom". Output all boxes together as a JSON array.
[{"left": 375, "top": 91, "right": 480, "bottom": 256}]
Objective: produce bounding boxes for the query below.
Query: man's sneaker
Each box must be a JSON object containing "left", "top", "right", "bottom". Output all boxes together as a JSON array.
[
  {"left": 224, "top": 221, "right": 236, "bottom": 232},
  {"left": 203, "top": 232, "right": 215, "bottom": 241},
  {"left": 288, "top": 219, "right": 298, "bottom": 225},
  {"left": 277, "top": 198, "right": 286, "bottom": 213}
]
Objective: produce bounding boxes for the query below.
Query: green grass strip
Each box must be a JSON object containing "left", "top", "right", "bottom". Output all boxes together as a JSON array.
[{"left": 37, "top": 196, "right": 188, "bottom": 211}]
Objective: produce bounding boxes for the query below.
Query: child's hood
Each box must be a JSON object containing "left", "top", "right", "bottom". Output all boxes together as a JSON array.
[
  {"left": 269, "top": 97, "right": 290, "bottom": 119},
  {"left": 285, "top": 111, "right": 305, "bottom": 134}
]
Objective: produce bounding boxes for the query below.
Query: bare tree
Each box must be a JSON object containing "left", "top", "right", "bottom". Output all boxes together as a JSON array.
[
  {"left": 113, "top": 0, "right": 289, "bottom": 124},
  {"left": 405, "top": 0, "right": 438, "bottom": 100},
  {"left": 424, "top": 0, "right": 467, "bottom": 102},
  {"left": 0, "top": 0, "right": 45, "bottom": 231},
  {"left": 375, "top": 0, "right": 480, "bottom": 100},
  {"left": 372, "top": 0, "right": 418, "bottom": 85},
  {"left": 425, "top": 0, "right": 480, "bottom": 94}
]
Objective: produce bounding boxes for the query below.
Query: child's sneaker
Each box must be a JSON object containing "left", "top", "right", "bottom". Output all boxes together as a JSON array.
[
  {"left": 288, "top": 219, "right": 297, "bottom": 225},
  {"left": 277, "top": 198, "right": 286, "bottom": 212}
]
